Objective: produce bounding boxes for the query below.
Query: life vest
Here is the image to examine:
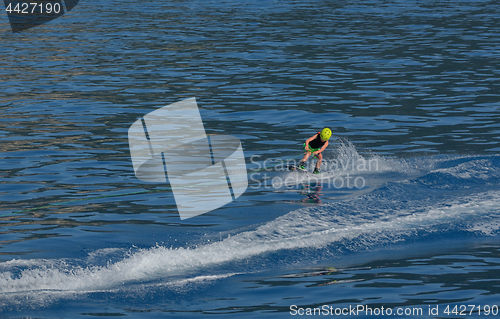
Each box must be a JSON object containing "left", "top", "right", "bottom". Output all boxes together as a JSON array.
[{"left": 309, "top": 132, "right": 326, "bottom": 149}]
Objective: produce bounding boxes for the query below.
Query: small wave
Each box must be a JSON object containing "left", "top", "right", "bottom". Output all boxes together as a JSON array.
[
  {"left": 2, "top": 155, "right": 500, "bottom": 307},
  {"left": 2, "top": 190, "right": 500, "bottom": 299}
]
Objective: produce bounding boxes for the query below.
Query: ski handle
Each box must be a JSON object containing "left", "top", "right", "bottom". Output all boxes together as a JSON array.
[{"left": 305, "top": 146, "right": 318, "bottom": 159}]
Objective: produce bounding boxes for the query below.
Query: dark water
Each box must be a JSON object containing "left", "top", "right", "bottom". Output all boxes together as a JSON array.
[{"left": 1, "top": 0, "right": 500, "bottom": 317}]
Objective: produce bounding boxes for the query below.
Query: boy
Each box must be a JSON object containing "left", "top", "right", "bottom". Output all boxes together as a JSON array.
[{"left": 298, "top": 128, "right": 332, "bottom": 174}]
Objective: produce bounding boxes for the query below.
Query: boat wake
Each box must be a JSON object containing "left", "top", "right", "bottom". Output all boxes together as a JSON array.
[{"left": 2, "top": 150, "right": 500, "bottom": 309}]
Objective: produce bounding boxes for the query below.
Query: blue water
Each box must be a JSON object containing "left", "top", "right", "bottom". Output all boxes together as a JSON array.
[{"left": 1, "top": 0, "right": 500, "bottom": 317}]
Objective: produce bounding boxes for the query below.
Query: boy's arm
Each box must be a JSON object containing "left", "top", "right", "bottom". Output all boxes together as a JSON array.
[
  {"left": 304, "top": 134, "right": 319, "bottom": 151},
  {"left": 314, "top": 141, "right": 329, "bottom": 154}
]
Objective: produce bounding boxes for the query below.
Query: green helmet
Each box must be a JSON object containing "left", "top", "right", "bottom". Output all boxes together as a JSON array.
[{"left": 320, "top": 128, "right": 332, "bottom": 141}]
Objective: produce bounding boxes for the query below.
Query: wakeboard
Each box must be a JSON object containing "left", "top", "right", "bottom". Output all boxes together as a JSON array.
[{"left": 288, "top": 165, "right": 310, "bottom": 173}]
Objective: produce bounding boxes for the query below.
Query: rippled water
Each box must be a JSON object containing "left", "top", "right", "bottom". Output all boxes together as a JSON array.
[{"left": 1, "top": 0, "right": 500, "bottom": 317}]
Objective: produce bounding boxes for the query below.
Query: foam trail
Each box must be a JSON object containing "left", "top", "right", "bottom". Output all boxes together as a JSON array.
[
  {"left": 275, "top": 138, "right": 421, "bottom": 196},
  {"left": 2, "top": 155, "right": 500, "bottom": 307},
  {"left": 1, "top": 189, "right": 499, "bottom": 300}
]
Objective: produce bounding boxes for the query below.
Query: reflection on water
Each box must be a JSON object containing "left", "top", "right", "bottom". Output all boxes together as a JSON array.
[{"left": 297, "top": 183, "right": 323, "bottom": 204}]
